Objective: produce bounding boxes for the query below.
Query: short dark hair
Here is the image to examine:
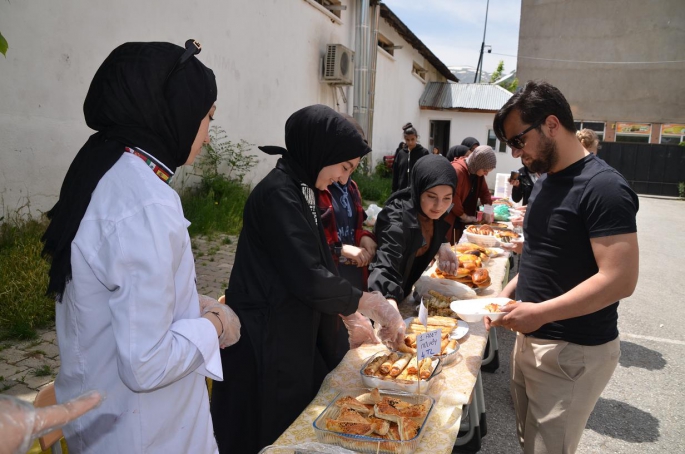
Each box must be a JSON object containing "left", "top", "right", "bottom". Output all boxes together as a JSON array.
[{"left": 493, "top": 80, "right": 576, "bottom": 143}]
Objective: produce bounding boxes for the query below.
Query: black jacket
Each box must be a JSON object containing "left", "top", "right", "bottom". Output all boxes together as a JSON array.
[
  {"left": 368, "top": 190, "right": 452, "bottom": 302},
  {"left": 511, "top": 166, "right": 536, "bottom": 205},
  {"left": 391, "top": 143, "right": 429, "bottom": 192},
  {"left": 210, "top": 160, "right": 361, "bottom": 453}
]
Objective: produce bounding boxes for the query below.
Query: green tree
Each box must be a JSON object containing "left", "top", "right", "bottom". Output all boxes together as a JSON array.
[
  {"left": 0, "top": 31, "right": 7, "bottom": 57},
  {"left": 489, "top": 60, "right": 505, "bottom": 84}
]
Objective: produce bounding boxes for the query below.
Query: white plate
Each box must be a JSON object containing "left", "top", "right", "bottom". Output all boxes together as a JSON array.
[
  {"left": 450, "top": 320, "right": 470, "bottom": 340},
  {"left": 450, "top": 298, "right": 512, "bottom": 323}
]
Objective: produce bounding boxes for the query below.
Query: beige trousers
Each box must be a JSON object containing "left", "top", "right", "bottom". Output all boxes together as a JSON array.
[{"left": 510, "top": 333, "right": 620, "bottom": 454}]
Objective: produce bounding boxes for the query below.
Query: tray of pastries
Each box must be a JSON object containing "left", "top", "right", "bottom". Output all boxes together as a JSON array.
[
  {"left": 313, "top": 387, "right": 434, "bottom": 454},
  {"left": 402, "top": 315, "right": 460, "bottom": 365},
  {"left": 360, "top": 351, "right": 441, "bottom": 393}
]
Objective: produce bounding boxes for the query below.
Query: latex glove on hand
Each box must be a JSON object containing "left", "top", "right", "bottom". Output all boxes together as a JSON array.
[
  {"left": 460, "top": 215, "right": 478, "bottom": 224},
  {"left": 202, "top": 302, "right": 241, "bottom": 348},
  {"left": 357, "top": 291, "right": 406, "bottom": 350},
  {"left": 0, "top": 391, "right": 103, "bottom": 454},
  {"left": 199, "top": 294, "right": 219, "bottom": 313},
  {"left": 341, "top": 312, "right": 380, "bottom": 349},
  {"left": 436, "top": 242, "right": 458, "bottom": 275}
]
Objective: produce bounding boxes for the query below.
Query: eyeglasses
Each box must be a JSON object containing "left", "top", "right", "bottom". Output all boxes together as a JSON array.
[{"left": 505, "top": 119, "right": 545, "bottom": 150}]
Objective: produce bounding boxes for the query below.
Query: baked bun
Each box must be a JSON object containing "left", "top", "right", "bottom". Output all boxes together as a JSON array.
[{"left": 471, "top": 268, "right": 490, "bottom": 287}]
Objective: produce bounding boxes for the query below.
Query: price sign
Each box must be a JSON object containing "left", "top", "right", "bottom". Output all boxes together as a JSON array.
[{"left": 416, "top": 329, "right": 442, "bottom": 362}]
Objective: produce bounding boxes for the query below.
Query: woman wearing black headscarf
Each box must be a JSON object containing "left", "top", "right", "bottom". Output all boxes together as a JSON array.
[
  {"left": 41, "top": 41, "right": 239, "bottom": 453},
  {"left": 446, "top": 144, "right": 470, "bottom": 162},
  {"left": 210, "top": 105, "right": 406, "bottom": 454},
  {"left": 368, "top": 154, "right": 459, "bottom": 307},
  {"left": 461, "top": 136, "right": 480, "bottom": 155}
]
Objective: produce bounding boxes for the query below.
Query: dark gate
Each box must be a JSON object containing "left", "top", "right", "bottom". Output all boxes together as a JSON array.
[{"left": 599, "top": 142, "right": 685, "bottom": 197}]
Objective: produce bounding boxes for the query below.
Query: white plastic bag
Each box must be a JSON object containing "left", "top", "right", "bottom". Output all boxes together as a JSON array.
[
  {"left": 364, "top": 203, "right": 382, "bottom": 227},
  {"left": 415, "top": 274, "right": 477, "bottom": 300}
]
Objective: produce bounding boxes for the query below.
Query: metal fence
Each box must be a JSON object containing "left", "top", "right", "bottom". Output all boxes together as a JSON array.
[{"left": 598, "top": 142, "right": 685, "bottom": 197}]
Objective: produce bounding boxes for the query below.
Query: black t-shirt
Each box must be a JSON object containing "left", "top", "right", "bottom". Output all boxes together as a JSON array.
[{"left": 517, "top": 154, "right": 638, "bottom": 345}]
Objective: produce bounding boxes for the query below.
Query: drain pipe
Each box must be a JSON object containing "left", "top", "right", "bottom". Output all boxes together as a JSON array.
[
  {"left": 353, "top": 0, "right": 370, "bottom": 139},
  {"left": 367, "top": 2, "right": 380, "bottom": 151}
]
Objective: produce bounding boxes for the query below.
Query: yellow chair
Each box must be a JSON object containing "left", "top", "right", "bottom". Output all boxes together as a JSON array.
[{"left": 31, "top": 382, "right": 69, "bottom": 454}]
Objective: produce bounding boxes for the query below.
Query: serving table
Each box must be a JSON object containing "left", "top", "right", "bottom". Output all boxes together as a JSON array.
[{"left": 271, "top": 254, "right": 510, "bottom": 453}]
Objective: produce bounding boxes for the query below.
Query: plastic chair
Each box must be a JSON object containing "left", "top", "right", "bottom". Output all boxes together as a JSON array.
[{"left": 33, "top": 382, "right": 68, "bottom": 453}]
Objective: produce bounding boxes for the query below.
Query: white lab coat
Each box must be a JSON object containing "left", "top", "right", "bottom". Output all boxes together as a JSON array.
[{"left": 55, "top": 153, "right": 222, "bottom": 453}]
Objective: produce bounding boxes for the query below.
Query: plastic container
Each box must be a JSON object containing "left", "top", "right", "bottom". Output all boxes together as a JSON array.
[
  {"left": 464, "top": 231, "right": 500, "bottom": 248},
  {"left": 360, "top": 352, "right": 442, "bottom": 393},
  {"left": 312, "top": 388, "right": 435, "bottom": 454}
]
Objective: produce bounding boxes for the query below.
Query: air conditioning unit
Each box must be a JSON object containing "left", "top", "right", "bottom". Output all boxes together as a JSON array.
[{"left": 324, "top": 44, "right": 354, "bottom": 85}]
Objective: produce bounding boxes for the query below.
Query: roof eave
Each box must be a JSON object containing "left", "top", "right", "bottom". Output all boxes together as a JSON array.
[{"left": 380, "top": 4, "right": 459, "bottom": 83}]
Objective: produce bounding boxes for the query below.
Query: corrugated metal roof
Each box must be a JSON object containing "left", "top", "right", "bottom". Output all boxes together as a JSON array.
[{"left": 419, "top": 82, "right": 513, "bottom": 111}]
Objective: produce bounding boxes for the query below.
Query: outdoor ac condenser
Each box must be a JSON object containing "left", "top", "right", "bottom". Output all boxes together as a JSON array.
[{"left": 324, "top": 44, "right": 354, "bottom": 85}]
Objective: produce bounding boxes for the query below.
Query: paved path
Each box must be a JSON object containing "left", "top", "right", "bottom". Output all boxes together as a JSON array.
[
  {"left": 2, "top": 196, "right": 683, "bottom": 454},
  {"left": 0, "top": 234, "right": 238, "bottom": 404}
]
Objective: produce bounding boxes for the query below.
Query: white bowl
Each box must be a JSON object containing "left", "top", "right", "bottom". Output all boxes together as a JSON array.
[
  {"left": 464, "top": 231, "right": 500, "bottom": 248},
  {"left": 450, "top": 298, "right": 512, "bottom": 323}
]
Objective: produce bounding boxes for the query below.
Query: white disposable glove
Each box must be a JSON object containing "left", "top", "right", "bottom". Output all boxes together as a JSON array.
[
  {"left": 357, "top": 291, "right": 406, "bottom": 350},
  {"left": 436, "top": 242, "right": 458, "bottom": 275},
  {"left": 0, "top": 391, "right": 102, "bottom": 454},
  {"left": 199, "top": 294, "right": 218, "bottom": 313},
  {"left": 340, "top": 312, "right": 380, "bottom": 349},
  {"left": 202, "top": 301, "right": 242, "bottom": 349},
  {"left": 460, "top": 214, "right": 478, "bottom": 224}
]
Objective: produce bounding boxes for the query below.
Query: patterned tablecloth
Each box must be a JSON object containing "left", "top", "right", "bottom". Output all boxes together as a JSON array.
[{"left": 272, "top": 254, "right": 510, "bottom": 453}]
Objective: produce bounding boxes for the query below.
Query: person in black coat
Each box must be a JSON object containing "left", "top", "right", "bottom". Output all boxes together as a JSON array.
[
  {"left": 510, "top": 165, "right": 538, "bottom": 205},
  {"left": 369, "top": 154, "right": 459, "bottom": 306},
  {"left": 446, "top": 144, "right": 469, "bottom": 162},
  {"left": 391, "top": 122, "right": 429, "bottom": 192},
  {"left": 210, "top": 105, "right": 405, "bottom": 454}
]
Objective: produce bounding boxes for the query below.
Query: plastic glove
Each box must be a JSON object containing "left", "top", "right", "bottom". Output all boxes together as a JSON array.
[
  {"left": 202, "top": 302, "right": 241, "bottom": 348},
  {"left": 436, "top": 242, "right": 458, "bottom": 275},
  {"left": 0, "top": 391, "right": 102, "bottom": 454},
  {"left": 199, "top": 294, "right": 218, "bottom": 313},
  {"left": 340, "top": 312, "right": 380, "bottom": 349},
  {"left": 357, "top": 291, "right": 406, "bottom": 350}
]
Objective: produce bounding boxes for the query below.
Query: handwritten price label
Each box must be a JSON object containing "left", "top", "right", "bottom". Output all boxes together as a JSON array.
[{"left": 417, "top": 329, "right": 442, "bottom": 362}]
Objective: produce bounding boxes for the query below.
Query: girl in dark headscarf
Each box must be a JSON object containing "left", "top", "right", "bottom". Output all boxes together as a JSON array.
[
  {"left": 461, "top": 136, "right": 480, "bottom": 156},
  {"left": 210, "top": 105, "right": 405, "bottom": 454},
  {"left": 41, "top": 40, "right": 239, "bottom": 453},
  {"left": 446, "top": 144, "right": 470, "bottom": 162},
  {"left": 446, "top": 145, "right": 497, "bottom": 243},
  {"left": 368, "top": 154, "right": 459, "bottom": 307}
]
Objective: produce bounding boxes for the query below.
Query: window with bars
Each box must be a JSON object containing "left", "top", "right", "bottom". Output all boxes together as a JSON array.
[
  {"left": 377, "top": 33, "right": 395, "bottom": 56},
  {"left": 412, "top": 62, "right": 427, "bottom": 81}
]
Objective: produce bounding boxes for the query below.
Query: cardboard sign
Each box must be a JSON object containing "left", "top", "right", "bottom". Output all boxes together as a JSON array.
[{"left": 417, "top": 329, "right": 442, "bottom": 362}]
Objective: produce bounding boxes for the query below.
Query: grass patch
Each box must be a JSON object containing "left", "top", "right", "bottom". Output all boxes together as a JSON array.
[
  {"left": 181, "top": 177, "right": 250, "bottom": 237},
  {"left": 33, "top": 365, "right": 52, "bottom": 377},
  {"left": 25, "top": 349, "right": 46, "bottom": 358},
  {"left": 353, "top": 171, "right": 393, "bottom": 206},
  {"left": 0, "top": 217, "right": 54, "bottom": 340}
]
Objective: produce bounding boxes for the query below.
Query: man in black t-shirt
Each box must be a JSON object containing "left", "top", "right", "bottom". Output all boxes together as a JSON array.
[{"left": 489, "top": 81, "right": 639, "bottom": 454}]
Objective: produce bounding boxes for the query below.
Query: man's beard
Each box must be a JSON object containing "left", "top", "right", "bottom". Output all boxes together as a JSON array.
[{"left": 528, "top": 133, "right": 558, "bottom": 174}]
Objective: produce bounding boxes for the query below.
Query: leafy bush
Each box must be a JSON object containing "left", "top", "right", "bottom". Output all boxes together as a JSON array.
[
  {"left": 0, "top": 217, "right": 53, "bottom": 340},
  {"left": 181, "top": 127, "right": 257, "bottom": 236},
  {"left": 374, "top": 159, "right": 392, "bottom": 179},
  {"left": 353, "top": 170, "right": 393, "bottom": 206},
  {"left": 679, "top": 182, "right": 685, "bottom": 199}
]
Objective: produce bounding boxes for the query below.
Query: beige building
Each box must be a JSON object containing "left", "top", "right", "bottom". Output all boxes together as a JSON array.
[{"left": 516, "top": 0, "right": 685, "bottom": 145}]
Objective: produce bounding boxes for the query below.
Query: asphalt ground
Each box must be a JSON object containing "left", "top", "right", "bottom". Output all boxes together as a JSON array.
[{"left": 476, "top": 196, "right": 685, "bottom": 454}]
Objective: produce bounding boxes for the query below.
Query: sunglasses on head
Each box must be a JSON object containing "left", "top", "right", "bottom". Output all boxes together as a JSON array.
[{"left": 505, "top": 118, "right": 546, "bottom": 150}]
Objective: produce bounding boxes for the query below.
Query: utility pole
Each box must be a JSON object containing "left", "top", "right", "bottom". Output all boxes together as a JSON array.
[{"left": 474, "top": 0, "right": 490, "bottom": 83}]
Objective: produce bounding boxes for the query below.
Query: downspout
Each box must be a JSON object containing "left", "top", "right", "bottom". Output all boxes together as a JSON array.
[
  {"left": 367, "top": 2, "right": 380, "bottom": 151},
  {"left": 353, "top": 0, "right": 370, "bottom": 139}
]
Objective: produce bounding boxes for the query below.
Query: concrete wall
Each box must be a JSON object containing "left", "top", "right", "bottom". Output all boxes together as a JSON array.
[
  {"left": 369, "top": 16, "right": 446, "bottom": 166},
  {"left": 0, "top": 0, "right": 362, "bottom": 218},
  {"left": 516, "top": 0, "right": 685, "bottom": 124},
  {"left": 416, "top": 110, "right": 521, "bottom": 190}
]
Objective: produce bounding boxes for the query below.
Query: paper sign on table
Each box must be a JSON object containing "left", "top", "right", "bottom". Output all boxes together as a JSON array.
[
  {"left": 418, "top": 298, "right": 428, "bottom": 327},
  {"left": 417, "top": 329, "right": 442, "bottom": 362}
]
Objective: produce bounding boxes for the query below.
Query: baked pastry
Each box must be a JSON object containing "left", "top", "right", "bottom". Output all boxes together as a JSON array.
[
  {"left": 471, "top": 268, "right": 491, "bottom": 288},
  {"left": 325, "top": 419, "right": 374, "bottom": 436},
  {"left": 335, "top": 396, "right": 372, "bottom": 415}
]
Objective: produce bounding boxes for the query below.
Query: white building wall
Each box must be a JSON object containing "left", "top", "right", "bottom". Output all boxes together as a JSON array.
[
  {"left": 417, "top": 110, "right": 523, "bottom": 190},
  {"left": 0, "top": 0, "right": 361, "bottom": 218},
  {"left": 370, "top": 17, "right": 445, "bottom": 167}
]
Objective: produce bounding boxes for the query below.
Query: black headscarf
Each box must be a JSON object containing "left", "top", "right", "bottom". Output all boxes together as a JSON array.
[
  {"left": 446, "top": 145, "right": 469, "bottom": 161},
  {"left": 42, "top": 41, "right": 217, "bottom": 299},
  {"left": 461, "top": 137, "right": 480, "bottom": 149},
  {"left": 409, "top": 154, "right": 457, "bottom": 214},
  {"left": 259, "top": 105, "right": 371, "bottom": 188}
]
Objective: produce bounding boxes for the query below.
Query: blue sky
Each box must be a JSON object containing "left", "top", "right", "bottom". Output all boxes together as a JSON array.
[{"left": 383, "top": 0, "right": 521, "bottom": 76}]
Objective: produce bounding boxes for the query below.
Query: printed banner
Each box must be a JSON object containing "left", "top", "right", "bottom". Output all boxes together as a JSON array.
[{"left": 616, "top": 122, "right": 651, "bottom": 135}]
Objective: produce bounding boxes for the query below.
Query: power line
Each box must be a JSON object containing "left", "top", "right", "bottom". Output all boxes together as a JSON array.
[{"left": 490, "top": 52, "right": 685, "bottom": 65}]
